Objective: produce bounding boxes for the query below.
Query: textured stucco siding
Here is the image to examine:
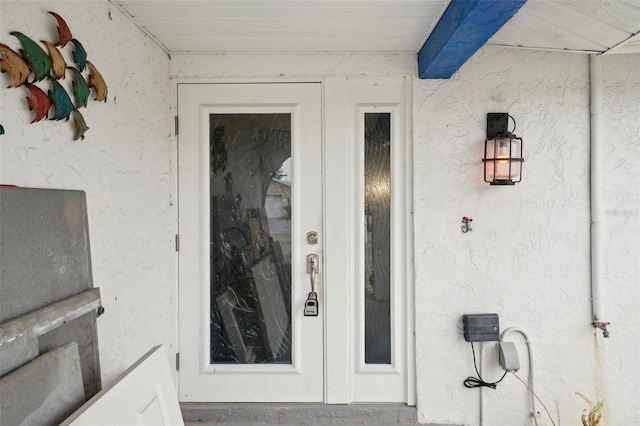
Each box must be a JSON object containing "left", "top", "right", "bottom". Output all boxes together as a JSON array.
[
  {"left": 170, "top": 52, "right": 417, "bottom": 79},
  {"left": 598, "top": 53, "right": 640, "bottom": 426},
  {"left": 0, "top": 1, "right": 175, "bottom": 384},
  {"left": 412, "top": 49, "right": 639, "bottom": 426},
  {"left": 413, "top": 48, "right": 591, "bottom": 425}
]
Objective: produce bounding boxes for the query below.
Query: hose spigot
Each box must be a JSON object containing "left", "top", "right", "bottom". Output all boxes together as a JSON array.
[
  {"left": 594, "top": 321, "right": 610, "bottom": 338},
  {"left": 461, "top": 216, "right": 473, "bottom": 233}
]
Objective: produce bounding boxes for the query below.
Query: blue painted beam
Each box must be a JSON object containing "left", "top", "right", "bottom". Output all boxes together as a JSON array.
[{"left": 418, "top": 0, "right": 527, "bottom": 79}]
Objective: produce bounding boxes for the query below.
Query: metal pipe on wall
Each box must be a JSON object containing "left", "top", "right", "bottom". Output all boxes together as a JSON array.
[{"left": 590, "top": 54, "right": 609, "bottom": 338}]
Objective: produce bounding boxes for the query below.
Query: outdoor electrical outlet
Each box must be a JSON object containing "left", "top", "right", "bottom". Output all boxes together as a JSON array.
[
  {"left": 499, "top": 341, "right": 520, "bottom": 372},
  {"left": 462, "top": 313, "right": 500, "bottom": 342}
]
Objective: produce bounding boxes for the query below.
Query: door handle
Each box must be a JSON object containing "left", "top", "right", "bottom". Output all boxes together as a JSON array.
[
  {"left": 304, "top": 254, "right": 320, "bottom": 316},
  {"left": 307, "top": 254, "right": 319, "bottom": 294}
]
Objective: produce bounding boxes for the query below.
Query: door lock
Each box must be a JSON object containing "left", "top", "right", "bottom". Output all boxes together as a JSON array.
[
  {"left": 307, "top": 231, "right": 318, "bottom": 245},
  {"left": 304, "top": 292, "right": 319, "bottom": 317}
]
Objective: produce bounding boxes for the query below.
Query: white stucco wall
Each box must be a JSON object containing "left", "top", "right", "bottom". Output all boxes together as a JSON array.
[
  {"left": 0, "top": 1, "right": 175, "bottom": 383},
  {"left": 413, "top": 48, "right": 640, "bottom": 426},
  {"left": 414, "top": 49, "right": 593, "bottom": 426},
  {"left": 598, "top": 53, "right": 640, "bottom": 425}
]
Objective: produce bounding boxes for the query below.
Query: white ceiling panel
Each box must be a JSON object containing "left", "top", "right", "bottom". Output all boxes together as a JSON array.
[
  {"left": 503, "top": 10, "right": 610, "bottom": 51},
  {"left": 136, "top": 16, "right": 432, "bottom": 32},
  {"left": 559, "top": 0, "right": 640, "bottom": 32},
  {"left": 112, "top": 0, "right": 640, "bottom": 55},
  {"left": 487, "top": 0, "right": 640, "bottom": 54},
  {"left": 113, "top": 0, "right": 449, "bottom": 53},
  {"left": 517, "top": 1, "right": 630, "bottom": 47},
  {"left": 117, "top": 1, "right": 446, "bottom": 19},
  {"left": 613, "top": 31, "right": 640, "bottom": 54}
]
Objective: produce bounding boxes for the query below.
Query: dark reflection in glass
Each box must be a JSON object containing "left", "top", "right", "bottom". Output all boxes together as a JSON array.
[
  {"left": 209, "top": 113, "right": 292, "bottom": 364},
  {"left": 364, "top": 113, "right": 391, "bottom": 364}
]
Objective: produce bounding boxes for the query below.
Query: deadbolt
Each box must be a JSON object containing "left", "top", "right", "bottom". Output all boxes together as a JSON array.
[{"left": 307, "top": 231, "right": 318, "bottom": 245}]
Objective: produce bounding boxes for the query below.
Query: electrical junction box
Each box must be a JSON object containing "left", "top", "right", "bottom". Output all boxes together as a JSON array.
[
  {"left": 499, "top": 341, "right": 520, "bottom": 372},
  {"left": 462, "top": 313, "right": 500, "bottom": 342}
]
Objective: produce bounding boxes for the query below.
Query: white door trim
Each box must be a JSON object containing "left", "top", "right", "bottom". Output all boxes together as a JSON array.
[
  {"left": 323, "top": 76, "right": 415, "bottom": 404},
  {"left": 323, "top": 77, "right": 354, "bottom": 403}
]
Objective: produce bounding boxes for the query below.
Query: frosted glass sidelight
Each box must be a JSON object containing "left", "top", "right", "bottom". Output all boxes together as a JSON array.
[
  {"left": 209, "top": 113, "right": 292, "bottom": 364},
  {"left": 364, "top": 113, "right": 391, "bottom": 364}
]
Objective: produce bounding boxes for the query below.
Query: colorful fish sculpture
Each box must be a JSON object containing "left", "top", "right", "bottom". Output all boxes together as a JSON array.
[
  {"left": 71, "top": 109, "right": 89, "bottom": 140},
  {"left": 67, "top": 67, "right": 89, "bottom": 108},
  {"left": 49, "top": 12, "right": 72, "bottom": 48},
  {"left": 0, "top": 43, "right": 30, "bottom": 88},
  {"left": 10, "top": 32, "right": 52, "bottom": 82},
  {"left": 25, "top": 83, "right": 52, "bottom": 123},
  {"left": 42, "top": 40, "right": 67, "bottom": 79},
  {"left": 48, "top": 77, "right": 74, "bottom": 121},
  {"left": 70, "top": 39, "right": 87, "bottom": 72},
  {"left": 86, "top": 61, "right": 108, "bottom": 102}
]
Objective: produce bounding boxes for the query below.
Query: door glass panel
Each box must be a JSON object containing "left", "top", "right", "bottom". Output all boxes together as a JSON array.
[
  {"left": 364, "top": 113, "right": 391, "bottom": 364},
  {"left": 209, "top": 113, "right": 292, "bottom": 364}
]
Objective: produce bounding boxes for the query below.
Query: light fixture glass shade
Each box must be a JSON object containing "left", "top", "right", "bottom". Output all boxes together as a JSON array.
[{"left": 483, "top": 136, "right": 523, "bottom": 185}]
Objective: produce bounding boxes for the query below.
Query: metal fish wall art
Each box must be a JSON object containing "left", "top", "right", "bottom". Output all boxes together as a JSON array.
[
  {"left": 72, "top": 109, "right": 89, "bottom": 140},
  {"left": 42, "top": 40, "right": 67, "bottom": 79},
  {"left": 70, "top": 39, "right": 87, "bottom": 72},
  {"left": 0, "top": 43, "right": 30, "bottom": 88},
  {"left": 68, "top": 66, "right": 89, "bottom": 108},
  {"left": 86, "top": 61, "right": 108, "bottom": 102},
  {"left": 1, "top": 11, "right": 108, "bottom": 140},
  {"left": 49, "top": 11, "right": 72, "bottom": 48},
  {"left": 26, "top": 82, "right": 52, "bottom": 123},
  {"left": 48, "top": 77, "right": 75, "bottom": 121},
  {"left": 10, "top": 31, "right": 52, "bottom": 82}
]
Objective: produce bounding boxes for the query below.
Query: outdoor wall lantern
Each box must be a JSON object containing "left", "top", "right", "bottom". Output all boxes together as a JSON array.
[{"left": 482, "top": 113, "right": 524, "bottom": 185}]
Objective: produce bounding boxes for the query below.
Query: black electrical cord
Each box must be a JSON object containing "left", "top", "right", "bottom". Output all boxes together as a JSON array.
[{"left": 463, "top": 342, "right": 507, "bottom": 389}]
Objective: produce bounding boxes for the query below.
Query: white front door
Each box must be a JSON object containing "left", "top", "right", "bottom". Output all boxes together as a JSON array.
[
  {"left": 178, "top": 83, "right": 323, "bottom": 402},
  {"left": 178, "top": 79, "right": 413, "bottom": 404}
]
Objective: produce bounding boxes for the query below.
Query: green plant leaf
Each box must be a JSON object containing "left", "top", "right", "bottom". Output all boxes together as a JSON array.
[{"left": 575, "top": 392, "right": 593, "bottom": 408}]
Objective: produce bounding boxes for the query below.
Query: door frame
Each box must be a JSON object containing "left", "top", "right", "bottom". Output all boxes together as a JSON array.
[{"left": 175, "top": 76, "right": 415, "bottom": 405}]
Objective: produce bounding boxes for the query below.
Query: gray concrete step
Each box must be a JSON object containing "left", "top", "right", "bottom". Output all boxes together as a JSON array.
[{"left": 181, "top": 403, "right": 418, "bottom": 425}]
